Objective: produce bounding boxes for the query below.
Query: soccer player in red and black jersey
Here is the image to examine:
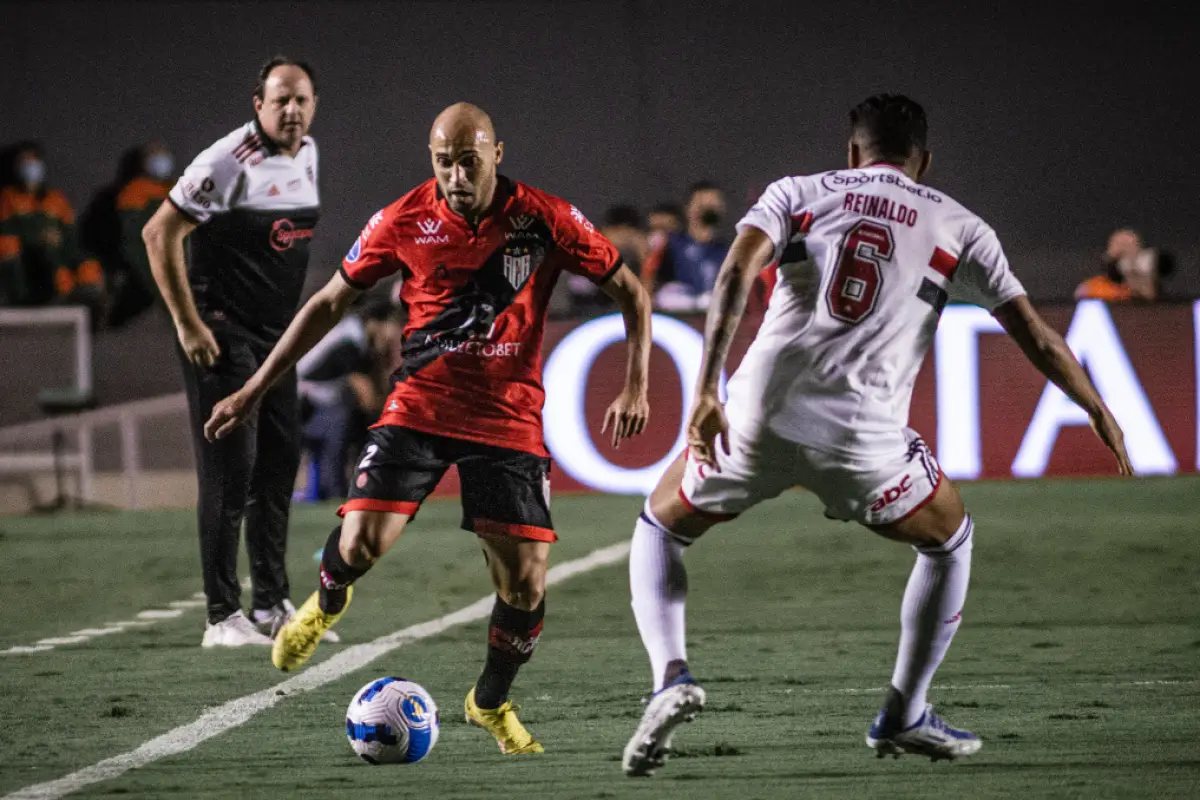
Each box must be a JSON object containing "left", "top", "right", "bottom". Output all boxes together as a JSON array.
[{"left": 206, "top": 103, "right": 652, "bottom": 754}]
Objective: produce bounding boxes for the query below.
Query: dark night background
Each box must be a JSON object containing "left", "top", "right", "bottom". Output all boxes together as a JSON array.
[{"left": 2, "top": 0, "right": 1197, "bottom": 301}]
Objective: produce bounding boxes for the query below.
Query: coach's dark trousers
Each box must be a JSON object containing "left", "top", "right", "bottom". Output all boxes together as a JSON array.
[{"left": 180, "top": 326, "right": 301, "bottom": 624}]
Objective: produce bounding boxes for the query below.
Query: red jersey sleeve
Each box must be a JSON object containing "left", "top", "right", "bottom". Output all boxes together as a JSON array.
[
  {"left": 545, "top": 197, "right": 622, "bottom": 284},
  {"left": 339, "top": 207, "right": 403, "bottom": 289}
]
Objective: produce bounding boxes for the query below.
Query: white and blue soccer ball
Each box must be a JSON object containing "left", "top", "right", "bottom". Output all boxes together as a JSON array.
[{"left": 346, "top": 677, "right": 440, "bottom": 764}]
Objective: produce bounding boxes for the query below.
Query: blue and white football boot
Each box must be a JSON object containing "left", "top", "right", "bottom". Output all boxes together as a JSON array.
[
  {"left": 622, "top": 670, "right": 707, "bottom": 777},
  {"left": 867, "top": 690, "right": 982, "bottom": 761}
]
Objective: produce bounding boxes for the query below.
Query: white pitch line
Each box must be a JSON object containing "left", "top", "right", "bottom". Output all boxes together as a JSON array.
[
  {"left": 1, "top": 596, "right": 203, "bottom": 656},
  {"left": 35, "top": 636, "right": 90, "bottom": 646},
  {"left": 69, "top": 627, "right": 125, "bottom": 637},
  {"left": 2, "top": 540, "right": 633, "bottom": 800},
  {"left": 136, "top": 609, "right": 184, "bottom": 620}
]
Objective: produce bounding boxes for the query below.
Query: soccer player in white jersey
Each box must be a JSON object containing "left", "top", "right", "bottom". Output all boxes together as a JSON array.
[{"left": 622, "top": 94, "right": 1133, "bottom": 776}]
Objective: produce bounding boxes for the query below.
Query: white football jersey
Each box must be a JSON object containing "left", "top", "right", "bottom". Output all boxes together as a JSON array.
[
  {"left": 728, "top": 163, "right": 1025, "bottom": 457},
  {"left": 167, "top": 121, "right": 320, "bottom": 339}
]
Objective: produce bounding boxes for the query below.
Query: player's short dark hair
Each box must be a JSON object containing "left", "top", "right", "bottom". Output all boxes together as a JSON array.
[
  {"left": 254, "top": 56, "right": 317, "bottom": 100},
  {"left": 849, "top": 94, "right": 928, "bottom": 160},
  {"left": 687, "top": 181, "right": 721, "bottom": 200},
  {"left": 603, "top": 204, "right": 643, "bottom": 230},
  {"left": 650, "top": 202, "right": 683, "bottom": 221}
]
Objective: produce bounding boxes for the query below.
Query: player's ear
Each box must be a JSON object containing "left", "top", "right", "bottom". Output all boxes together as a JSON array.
[
  {"left": 917, "top": 150, "right": 932, "bottom": 181},
  {"left": 253, "top": 94, "right": 264, "bottom": 116},
  {"left": 847, "top": 140, "right": 861, "bottom": 169},
  {"left": 494, "top": 141, "right": 504, "bottom": 166}
]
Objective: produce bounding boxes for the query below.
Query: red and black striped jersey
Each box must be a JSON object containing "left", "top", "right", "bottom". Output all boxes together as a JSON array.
[{"left": 340, "top": 176, "right": 621, "bottom": 457}]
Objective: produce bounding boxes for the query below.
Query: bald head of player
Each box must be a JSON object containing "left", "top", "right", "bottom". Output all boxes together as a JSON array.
[
  {"left": 430, "top": 102, "right": 504, "bottom": 221},
  {"left": 847, "top": 94, "right": 932, "bottom": 182}
]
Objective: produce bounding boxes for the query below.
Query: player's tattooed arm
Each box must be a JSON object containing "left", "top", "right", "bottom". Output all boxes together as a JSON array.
[
  {"left": 687, "top": 227, "right": 775, "bottom": 469},
  {"left": 993, "top": 295, "right": 1133, "bottom": 475},
  {"left": 695, "top": 227, "right": 776, "bottom": 395},
  {"left": 599, "top": 264, "right": 652, "bottom": 447},
  {"left": 204, "top": 271, "right": 362, "bottom": 441}
]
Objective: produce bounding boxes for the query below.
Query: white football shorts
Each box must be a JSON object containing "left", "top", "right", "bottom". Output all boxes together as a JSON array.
[{"left": 679, "top": 424, "right": 944, "bottom": 526}]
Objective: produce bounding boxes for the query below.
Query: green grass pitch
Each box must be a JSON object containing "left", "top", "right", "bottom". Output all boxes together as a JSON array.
[{"left": 1, "top": 477, "right": 1198, "bottom": 798}]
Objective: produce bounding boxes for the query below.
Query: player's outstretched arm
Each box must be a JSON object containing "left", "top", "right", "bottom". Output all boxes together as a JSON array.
[
  {"left": 599, "top": 264, "right": 652, "bottom": 448},
  {"left": 204, "top": 271, "right": 362, "bottom": 441},
  {"left": 992, "top": 295, "right": 1133, "bottom": 475},
  {"left": 688, "top": 227, "right": 775, "bottom": 469}
]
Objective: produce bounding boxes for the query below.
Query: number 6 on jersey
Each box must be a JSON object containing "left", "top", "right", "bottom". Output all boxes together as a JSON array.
[{"left": 826, "top": 220, "right": 894, "bottom": 324}]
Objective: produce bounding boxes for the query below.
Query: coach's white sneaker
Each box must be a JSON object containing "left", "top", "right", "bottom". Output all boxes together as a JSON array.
[
  {"left": 623, "top": 673, "right": 706, "bottom": 777},
  {"left": 201, "top": 610, "right": 274, "bottom": 648},
  {"left": 252, "top": 600, "right": 341, "bottom": 643}
]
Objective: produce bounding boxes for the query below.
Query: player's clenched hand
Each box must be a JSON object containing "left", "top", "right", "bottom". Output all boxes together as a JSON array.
[
  {"left": 177, "top": 321, "right": 221, "bottom": 368},
  {"left": 204, "top": 388, "right": 261, "bottom": 442},
  {"left": 602, "top": 387, "right": 649, "bottom": 449},
  {"left": 686, "top": 391, "right": 729, "bottom": 471},
  {"left": 1090, "top": 410, "right": 1133, "bottom": 476}
]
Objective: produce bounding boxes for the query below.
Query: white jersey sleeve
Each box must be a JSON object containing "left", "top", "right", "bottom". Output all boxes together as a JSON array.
[
  {"left": 736, "top": 177, "right": 808, "bottom": 263},
  {"left": 168, "top": 135, "right": 246, "bottom": 223},
  {"left": 951, "top": 221, "right": 1026, "bottom": 310}
]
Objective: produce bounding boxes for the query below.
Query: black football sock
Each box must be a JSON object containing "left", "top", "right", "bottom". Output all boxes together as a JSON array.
[
  {"left": 474, "top": 596, "right": 545, "bottom": 709},
  {"left": 318, "top": 527, "right": 368, "bottom": 614}
]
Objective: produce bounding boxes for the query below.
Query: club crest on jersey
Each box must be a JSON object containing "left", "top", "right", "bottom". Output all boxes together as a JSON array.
[
  {"left": 415, "top": 217, "right": 449, "bottom": 245},
  {"left": 504, "top": 252, "right": 532, "bottom": 289}
]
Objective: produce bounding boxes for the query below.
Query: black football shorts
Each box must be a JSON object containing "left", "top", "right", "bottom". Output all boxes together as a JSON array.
[{"left": 338, "top": 425, "right": 555, "bottom": 542}]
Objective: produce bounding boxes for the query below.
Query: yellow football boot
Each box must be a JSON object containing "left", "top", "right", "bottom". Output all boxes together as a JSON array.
[
  {"left": 271, "top": 587, "right": 352, "bottom": 671},
  {"left": 464, "top": 686, "right": 545, "bottom": 754}
]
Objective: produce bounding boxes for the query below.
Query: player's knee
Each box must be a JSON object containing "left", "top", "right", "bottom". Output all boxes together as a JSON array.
[
  {"left": 500, "top": 581, "right": 544, "bottom": 611},
  {"left": 904, "top": 526, "right": 955, "bottom": 548},
  {"left": 339, "top": 525, "right": 385, "bottom": 567},
  {"left": 497, "top": 553, "right": 547, "bottom": 610},
  {"left": 647, "top": 491, "right": 717, "bottom": 541}
]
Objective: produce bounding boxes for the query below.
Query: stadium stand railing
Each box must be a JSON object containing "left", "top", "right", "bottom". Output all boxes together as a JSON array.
[
  {"left": 0, "top": 392, "right": 186, "bottom": 512},
  {"left": 0, "top": 306, "right": 97, "bottom": 505}
]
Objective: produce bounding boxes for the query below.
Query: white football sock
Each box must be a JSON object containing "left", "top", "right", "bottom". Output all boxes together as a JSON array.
[
  {"left": 890, "top": 514, "right": 974, "bottom": 727},
  {"left": 630, "top": 505, "right": 692, "bottom": 692}
]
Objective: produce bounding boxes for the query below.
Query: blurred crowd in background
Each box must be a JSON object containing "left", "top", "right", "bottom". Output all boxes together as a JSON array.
[
  {"left": 0, "top": 139, "right": 1185, "bottom": 328},
  {"left": 0, "top": 139, "right": 751, "bottom": 327},
  {"left": 0, "top": 138, "right": 1189, "bottom": 500}
]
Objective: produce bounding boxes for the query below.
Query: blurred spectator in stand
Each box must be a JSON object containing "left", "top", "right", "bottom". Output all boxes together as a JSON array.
[
  {"left": 647, "top": 202, "right": 683, "bottom": 242},
  {"left": 640, "top": 182, "right": 730, "bottom": 311},
  {"left": 1075, "top": 227, "right": 1175, "bottom": 302},
  {"left": 566, "top": 204, "right": 650, "bottom": 313},
  {"left": 296, "top": 296, "right": 403, "bottom": 500},
  {"left": 0, "top": 142, "right": 105, "bottom": 319},
  {"left": 80, "top": 142, "right": 175, "bottom": 327}
]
